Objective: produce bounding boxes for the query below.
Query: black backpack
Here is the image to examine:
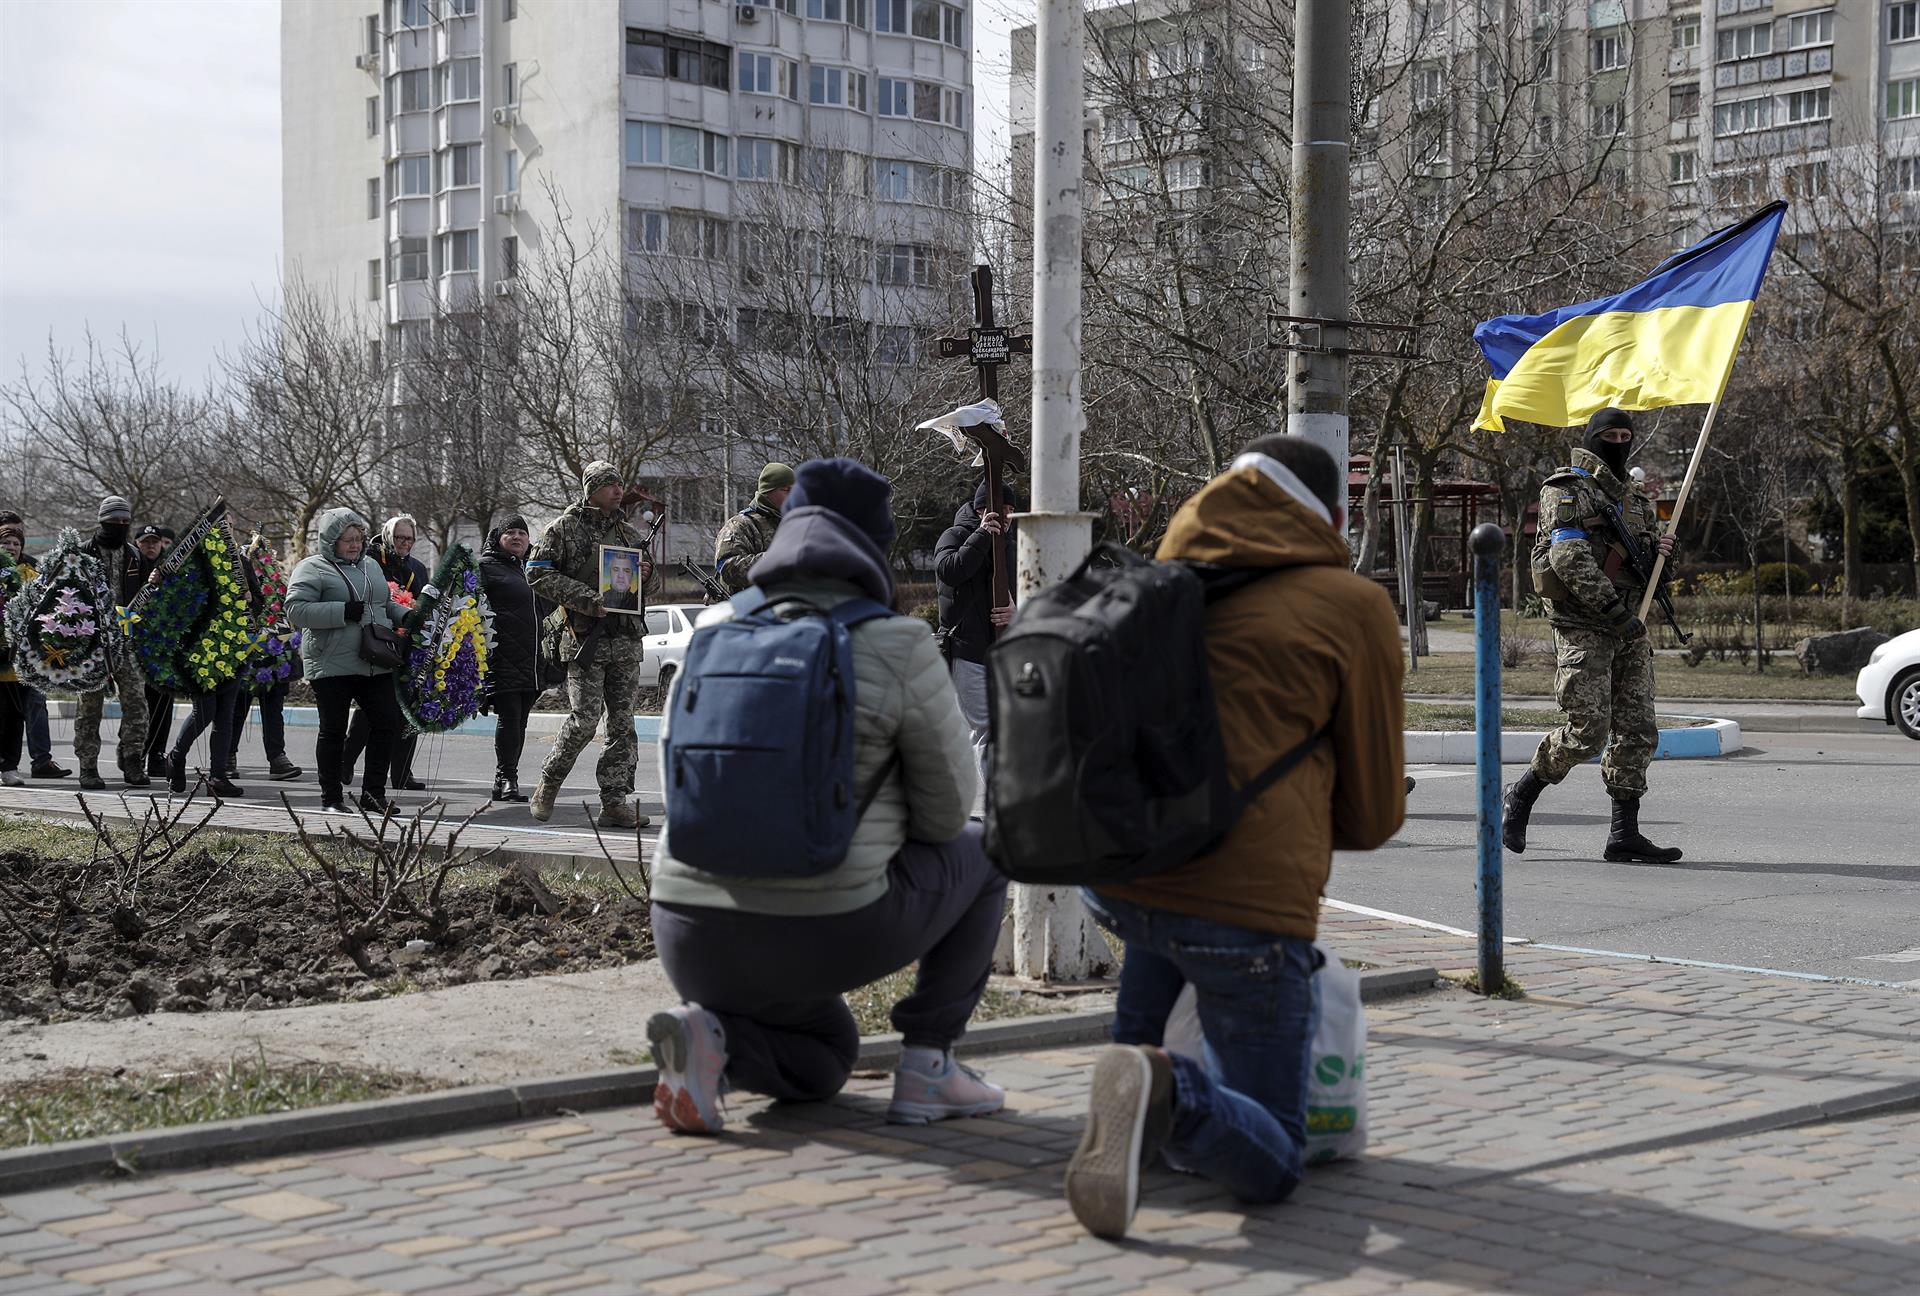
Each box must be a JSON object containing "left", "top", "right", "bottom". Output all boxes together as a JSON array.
[{"left": 983, "top": 544, "right": 1323, "bottom": 885}]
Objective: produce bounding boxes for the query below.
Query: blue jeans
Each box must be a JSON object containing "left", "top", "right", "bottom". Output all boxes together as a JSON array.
[
  {"left": 1082, "top": 890, "right": 1320, "bottom": 1204},
  {"left": 24, "top": 687, "right": 51, "bottom": 765}
]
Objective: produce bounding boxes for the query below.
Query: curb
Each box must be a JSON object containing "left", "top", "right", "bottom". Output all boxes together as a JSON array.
[
  {"left": 0, "top": 966, "right": 1437, "bottom": 1194},
  {"left": 1403, "top": 717, "right": 1741, "bottom": 764},
  {"left": 65, "top": 700, "right": 662, "bottom": 743}
]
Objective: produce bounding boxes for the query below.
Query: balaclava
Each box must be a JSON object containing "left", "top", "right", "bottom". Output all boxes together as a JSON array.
[
  {"left": 96, "top": 496, "right": 133, "bottom": 547},
  {"left": 1584, "top": 407, "right": 1635, "bottom": 480}
]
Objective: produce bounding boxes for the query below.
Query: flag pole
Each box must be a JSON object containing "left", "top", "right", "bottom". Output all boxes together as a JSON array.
[{"left": 1635, "top": 314, "right": 1753, "bottom": 623}]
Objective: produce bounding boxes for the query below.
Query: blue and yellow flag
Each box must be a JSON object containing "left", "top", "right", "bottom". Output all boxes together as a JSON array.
[{"left": 1473, "top": 202, "right": 1787, "bottom": 432}]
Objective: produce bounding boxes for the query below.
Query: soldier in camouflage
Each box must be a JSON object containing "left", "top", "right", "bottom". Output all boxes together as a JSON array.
[
  {"left": 74, "top": 495, "right": 151, "bottom": 790},
  {"left": 713, "top": 462, "right": 794, "bottom": 594},
  {"left": 524, "top": 462, "right": 651, "bottom": 830},
  {"left": 1504, "top": 408, "right": 1683, "bottom": 864}
]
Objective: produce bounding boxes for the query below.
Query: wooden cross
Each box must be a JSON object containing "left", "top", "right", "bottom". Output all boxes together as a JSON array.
[{"left": 933, "top": 264, "right": 1031, "bottom": 619}]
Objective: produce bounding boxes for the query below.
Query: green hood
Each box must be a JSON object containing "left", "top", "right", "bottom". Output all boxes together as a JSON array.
[{"left": 317, "top": 507, "right": 371, "bottom": 562}]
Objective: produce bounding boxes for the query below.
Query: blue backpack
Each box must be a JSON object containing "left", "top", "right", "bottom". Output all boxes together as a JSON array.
[{"left": 662, "top": 587, "right": 898, "bottom": 878}]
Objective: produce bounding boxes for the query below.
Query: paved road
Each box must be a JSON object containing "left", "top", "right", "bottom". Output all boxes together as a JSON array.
[{"left": 1357, "top": 730, "right": 1920, "bottom": 982}]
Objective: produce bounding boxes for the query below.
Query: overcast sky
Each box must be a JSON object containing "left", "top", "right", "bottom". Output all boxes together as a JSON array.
[{"left": 0, "top": 0, "right": 1021, "bottom": 387}]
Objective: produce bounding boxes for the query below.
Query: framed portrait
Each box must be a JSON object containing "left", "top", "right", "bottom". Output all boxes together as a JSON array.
[{"left": 597, "top": 544, "right": 647, "bottom": 615}]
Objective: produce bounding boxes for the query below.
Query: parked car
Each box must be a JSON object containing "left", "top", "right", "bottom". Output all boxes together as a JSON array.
[
  {"left": 638, "top": 603, "right": 705, "bottom": 691},
  {"left": 1855, "top": 628, "right": 1920, "bottom": 740}
]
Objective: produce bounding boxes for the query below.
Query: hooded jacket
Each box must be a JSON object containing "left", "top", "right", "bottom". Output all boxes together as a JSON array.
[
  {"left": 650, "top": 505, "right": 978, "bottom": 917},
  {"left": 368, "top": 538, "right": 430, "bottom": 600},
  {"left": 1094, "top": 462, "right": 1406, "bottom": 939},
  {"left": 933, "top": 480, "right": 1020, "bottom": 665},
  {"left": 285, "top": 508, "right": 397, "bottom": 680},
  {"left": 713, "top": 498, "right": 781, "bottom": 595},
  {"left": 478, "top": 529, "right": 539, "bottom": 693},
  {"left": 526, "top": 484, "right": 645, "bottom": 650}
]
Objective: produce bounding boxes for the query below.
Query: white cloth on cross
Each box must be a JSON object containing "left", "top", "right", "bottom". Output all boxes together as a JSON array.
[{"left": 917, "top": 398, "right": 1009, "bottom": 468}]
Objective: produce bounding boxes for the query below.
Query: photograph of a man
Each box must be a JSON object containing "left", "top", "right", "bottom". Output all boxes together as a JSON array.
[{"left": 598, "top": 545, "right": 645, "bottom": 613}]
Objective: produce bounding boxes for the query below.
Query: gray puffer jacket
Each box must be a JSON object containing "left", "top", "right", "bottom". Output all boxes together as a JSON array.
[
  {"left": 286, "top": 507, "right": 397, "bottom": 680},
  {"left": 650, "top": 505, "right": 977, "bottom": 917}
]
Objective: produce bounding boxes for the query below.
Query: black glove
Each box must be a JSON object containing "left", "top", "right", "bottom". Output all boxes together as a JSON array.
[
  {"left": 1606, "top": 603, "right": 1647, "bottom": 641},
  {"left": 342, "top": 598, "right": 365, "bottom": 624}
]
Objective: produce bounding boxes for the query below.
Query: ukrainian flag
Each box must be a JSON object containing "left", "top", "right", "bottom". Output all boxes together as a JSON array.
[{"left": 1473, "top": 202, "right": 1787, "bottom": 432}]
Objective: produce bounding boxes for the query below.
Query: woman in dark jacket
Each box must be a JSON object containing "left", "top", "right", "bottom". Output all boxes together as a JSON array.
[{"left": 478, "top": 514, "right": 539, "bottom": 802}]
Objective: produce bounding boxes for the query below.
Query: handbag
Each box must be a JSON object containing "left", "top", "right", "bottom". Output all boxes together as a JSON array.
[{"left": 339, "top": 561, "right": 405, "bottom": 670}]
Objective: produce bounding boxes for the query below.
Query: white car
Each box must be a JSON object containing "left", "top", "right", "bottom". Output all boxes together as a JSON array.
[
  {"left": 638, "top": 603, "right": 707, "bottom": 691},
  {"left": 1856, "top": 628, "right": 1920, "bottom": 740}
]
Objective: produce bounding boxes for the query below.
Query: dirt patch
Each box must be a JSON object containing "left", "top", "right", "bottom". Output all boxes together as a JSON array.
[{"left": 0, "top": 842, "right": 653, "bottom": 1026}]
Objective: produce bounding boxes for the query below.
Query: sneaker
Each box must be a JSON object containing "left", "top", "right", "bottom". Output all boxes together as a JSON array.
[
  {"left": 646, "top": 1004, "right": 729, "bottom": 1136},
  {"left": 887, "top": 1050, "right": 1006, "bottom": 1125},
  {"left": 0, "top": 769, "right": 23, "bottom": 788},
  {"left": 268, "top": 755, "right": 303, "bottom": 781},
  {"left": 358, "top": 791, "right": 400, "bottom": 818},
  {"left": 1065, "top": 1045, "right": 1175, "bottom": 1239},
  {"left": 30, "top": 761, "right": 70, "bottom": 779}
]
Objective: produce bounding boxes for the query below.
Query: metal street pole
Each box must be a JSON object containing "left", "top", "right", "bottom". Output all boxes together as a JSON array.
[
  {"left": 1286, "top": 0, "right": 1352, "bottom": 466},
  {"left": 1010, "top": 0, "right": 1109, "bottom": 983},
  {"left": 1470, "top": 523, "right": 1505, "bottom": 995}
]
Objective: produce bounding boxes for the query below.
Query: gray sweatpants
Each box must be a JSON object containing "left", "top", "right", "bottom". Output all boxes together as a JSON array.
[
  {"left": 949, "top": 657, "right": 990, "bottom": 784},
  {"left": 651, "top": 824, "right": 1007, "bottom": 1103}
]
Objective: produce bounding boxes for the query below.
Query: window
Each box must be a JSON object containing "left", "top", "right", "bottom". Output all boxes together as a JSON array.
[
  {"left": 875, "top": 0, "right": 905, "bottom": 32},
  {"left": 391, "top": 236, "right": 428, "bottom": 281},
  {"left": 1784, "top": 87, "right": 1830, "bottom": 123},
  {"left": 1894, "top": 3, "right": 1920, "bottom": 44},
  {"left": 913, "top": 81, "right": 941, "bottom": 121},
  {"left": 877, "top": 77, "right": 908, "bottom": 115},
  {"left": 1784, "top": 159, "right": 1829, "bottom": 198},
  {"left": 736, "top": 137, "right": 790, "bottom": 180},
  {"left": 911, "top": 0, "right": 942, "bottom": 41},
  {"left": 1894, "top": 156, "right": 1920, "bottom": 193},
  {"left": 1892, "top": 78, "right": 1920, "bottom": 120},
  {"left": 501, "top": 234, "right": 519, "bottom": 278},
  {"left": 503, "top": 148, "right": 519, "bottom": 192},
  {"left": 809, "top": 66, "right": 848, "bottom": 106},
  {"left": 391, "top": 0, "right": 429, "bottom": 29},
  {"left": 628, "top": 207, "right": 665, "bottom": 251},
  {"left": 1535, "top": 113, "right": 1556, "bottom": 146},
  {"left": 367, "top": 176, "right": 381, "bottom": 218},
  {"left": 503, "top": 62, "right": 518, "bottom": 103},
  {"left": 1670, "top": 83, "right": 1700, "bottom": 119},
  {"left": 1713, "top": 94, "right": 1772, "bottom": 135},
  {"left": 739, "top": 53, "right": 799, "bottom": 98},
  {"left": 1413, "top": 62, "right": 1444, "bottom": 109},
  {"left": 1669, "top": 151, "right": 1696, "bottom": 183},
  {"left": 805, "top": 0, "right": 843, "bottom": 19},
  {"left": 389, "top": 154, "right": 431, "bottom": 196},
  {"left": 366, "top": 95, "right": 379, "bottom": 137},
  {"left": 392, "top": 68, "right": 431, "bottom": 113},
  {"left": 943, "top": 87, "right": 964, "bottom": 126},
  {"left": 874, "top": 158, "right": 909, "bottom": 199},
  {"left": 437, "top": 143, "right": 479, "bottom": 188},
  {"left": 1591, "top": 30, "right": 1627, "bottom": 73},
  {"left": 442, "top": 57, "right": 481, "bottom": 103},
  {"left": 368, "top": 258, "right": 382, "bottom": 300},
  {"left": 364, "top": 13, "right": 379, "bottom": 53},
  {"left": 1786, "top": 10, "right": 1833, "bottom": 50},
  {"left": 875, "top": 326, "right": 913, "bottom": 365},
  {"left": 942, "top": 3, "right": 962, "bottom": 46},
  {"left": 446, "top": 0, "right": 475, "bottom": 14},
  {"left": 644, "top": 610, "right": 671, "bottom": 636},
  {"left": 1716, "top": 22, "right": 1770, "bottom": 62},
  {"left": 665, "top": 125, "right": 726, "bottom": 173},
  {"left": 1592, "top": 101, "right": 1623, "bottom": 136},
  {"left": 847, "top": 72, "right": 868, "bottom": 111},
  {"left": 504, "top": 0, "right": 516, "bottom": 18},
  {"left": 626, "top": 122, "right": 661, "bottom": 165},
  {"left": 1240, "top": 38, "right": 1267, "bottom": 70},
  {"left": 627, "top": 31, "right": 730, "bottom": 88},
  {"left": 1672, "top": 16, "right": 1699, "bottom": 50},
  {"left": 442, "top": 229, "right": 478, "bottom": 272}
]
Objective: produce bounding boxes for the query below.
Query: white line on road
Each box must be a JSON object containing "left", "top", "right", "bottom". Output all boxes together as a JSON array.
[{"left": 1857, "top": 948, "right": 1920, "bottom": 963}]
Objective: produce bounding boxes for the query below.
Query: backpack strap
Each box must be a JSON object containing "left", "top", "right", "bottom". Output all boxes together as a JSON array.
[
  {"left": 1232, "top": 727, "right": 1328, "bottom": 814},
  {"left": 828, "top": 597, "right": 897, "bottom": 629},
  {"left": 729, "top": 586, "right": 773, "bottom": 618}
]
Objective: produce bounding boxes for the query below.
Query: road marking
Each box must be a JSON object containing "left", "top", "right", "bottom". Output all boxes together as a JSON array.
[
  {"left": 1857, "top": 948, "right": 1920, "bottom": 963},
  {"left": 1406, "top": 768, "right": 1471, "bottom": 780}
]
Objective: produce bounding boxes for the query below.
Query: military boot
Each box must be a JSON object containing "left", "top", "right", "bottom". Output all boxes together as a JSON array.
[
  {"left": 1603, "top": 797, "right": 1683, "bottom": 864},
  {"left": 528, "top": 775, "right": 560, "bottom": 822},
  {"left": 78, "top": 764, "right": 106, "bottom": 791},
  {"left": 596, "top": 799, "right": 651, "bottom": 830},
  {"left": 1501, "top": 769, "right": 1547, "bottom": 854}
]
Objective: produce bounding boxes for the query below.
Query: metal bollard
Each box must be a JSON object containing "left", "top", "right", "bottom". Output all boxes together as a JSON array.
[{"left": 1469, "top": 522, "right": 1505, "bottom": 995}]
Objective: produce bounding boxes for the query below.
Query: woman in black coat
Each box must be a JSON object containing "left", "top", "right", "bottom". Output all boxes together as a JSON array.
[{"left": 479, "top": 515, "right": 539, "bottom": 802}]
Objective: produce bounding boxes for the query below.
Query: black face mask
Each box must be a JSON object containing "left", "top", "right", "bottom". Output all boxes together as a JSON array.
[
  {"left": 98, "top": 521, "right": 130, "bottom": 546},
  {"left": 1584, "top": 432, "right": 1632, "bottom": 480}
]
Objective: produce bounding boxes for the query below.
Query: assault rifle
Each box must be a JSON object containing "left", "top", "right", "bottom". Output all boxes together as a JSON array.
[
  {"left": 680, "top": 556, "right": 728, "bottom": 605},
  {"left": 1595, "top": 508, "right": 1691, "bottom": 645}
]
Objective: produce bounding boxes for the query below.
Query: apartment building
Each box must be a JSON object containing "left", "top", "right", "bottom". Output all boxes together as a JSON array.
[{"left": 283, "top": 0, "right": 975, "bottom": 525}]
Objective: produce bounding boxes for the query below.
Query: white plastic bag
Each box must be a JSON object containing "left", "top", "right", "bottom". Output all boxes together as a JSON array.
[{"left": 1160, "top": 941, "right": 1368, "bottom": 1165}]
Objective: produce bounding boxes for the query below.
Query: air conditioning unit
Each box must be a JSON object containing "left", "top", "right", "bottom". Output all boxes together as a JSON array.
[
  {"left": 737, "top": 4, "right": 760, "bottom": 21},
  {"left": 493, "top": 193, "right": 521, "bottom": 214},
  {"left": 492, "top": 281, "right": 515, "bottom": 298},
  {"left": 491, "top": 105, "right": 519, "bottom": 126},
  {"left": 354, "top": 51, "right": 380, "bottom": 71}
]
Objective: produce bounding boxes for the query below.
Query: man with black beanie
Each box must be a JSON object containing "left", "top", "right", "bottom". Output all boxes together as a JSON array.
[
  {"left": 74, "top": 495, "right": 151, "bottom": 789},
  {"left": 1504, "top": 407, "right": 1681, "bottom": 864},
  {"left": 934, "top": 474, "right": 1021, "bottom": 779}
]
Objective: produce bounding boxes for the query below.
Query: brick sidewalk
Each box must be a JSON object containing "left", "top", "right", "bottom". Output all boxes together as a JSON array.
[{"left": 4, "top": 911, "right": 1918, "bottom": 1295}]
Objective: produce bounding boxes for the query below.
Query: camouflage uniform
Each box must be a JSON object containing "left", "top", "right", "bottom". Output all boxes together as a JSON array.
[
  {"left": 526, "top": 480, "right": 645, "bottom": 805},
  {"left": 713, "top": 502, "right": 781, "bottom": 594},
  {"left": 1528, "top": 446, "right": 1662, "bottom": 799},
  {"left": 74, "top": 537, "right": 149, "bottom": 777}
]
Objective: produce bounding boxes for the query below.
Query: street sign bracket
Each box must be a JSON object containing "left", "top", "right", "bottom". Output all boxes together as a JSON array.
[{"left": 1268, "top": 314, "right": 1419, "bottom": 362}]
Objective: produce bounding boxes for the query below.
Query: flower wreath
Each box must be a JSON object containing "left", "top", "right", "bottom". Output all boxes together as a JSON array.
[
  {"left": 241, "top": 536, "right": 302, "bottom": 694},
  {"left": 394, "top": 542, "right": 495, "bottom": 735},
  {"left": 4, "top": 530, "right": 115, "bottom": 693},
  {"left": 127, "top": 514, "right": 258, "bottom": 694}
]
